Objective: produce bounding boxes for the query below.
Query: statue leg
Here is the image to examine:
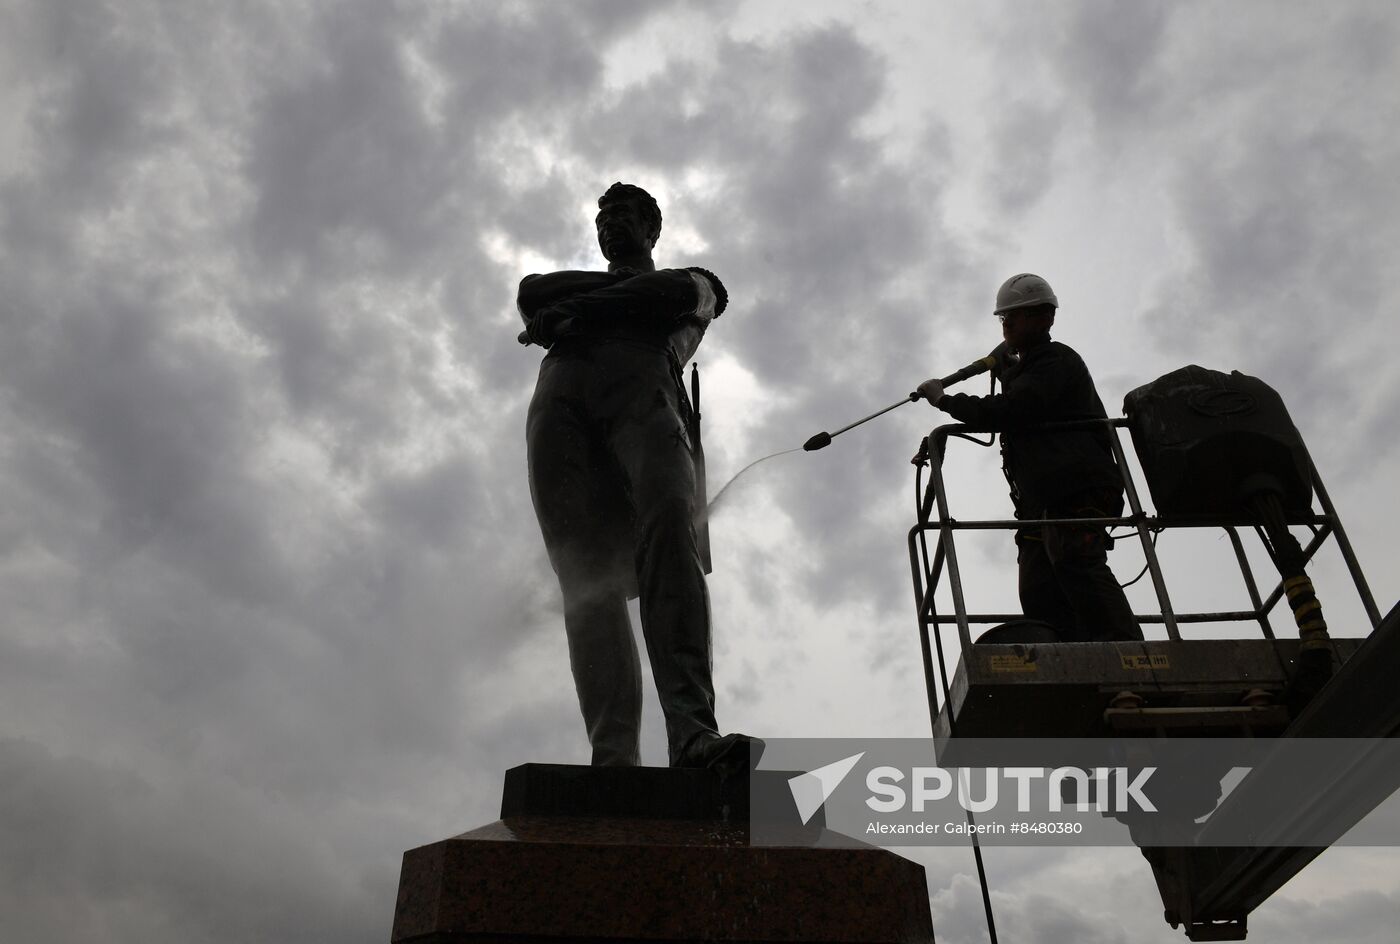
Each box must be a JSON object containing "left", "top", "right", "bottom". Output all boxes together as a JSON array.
[
  {"left": 557, "top": 570, "right": 643, "bottom": 766},
  {"left": 605, "top": 352, "right": 719, "bottom": 765},
  {"left": 527, "top": 358, "right": 643, "bottom": 766}
]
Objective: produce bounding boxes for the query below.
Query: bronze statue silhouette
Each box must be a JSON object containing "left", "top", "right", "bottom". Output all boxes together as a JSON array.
[{"left": 519, "top": 183, "right": 758, "bottom": 770}]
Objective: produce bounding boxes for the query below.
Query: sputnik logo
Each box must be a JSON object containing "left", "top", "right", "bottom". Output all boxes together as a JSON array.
[{"left": 787, "top": 752, "right": 866, "bottom": 825}]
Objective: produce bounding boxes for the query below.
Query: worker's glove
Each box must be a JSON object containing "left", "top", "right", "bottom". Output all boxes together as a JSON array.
[
  {"left": 988, "top": 340, "right": 1014, "bottom": 375},
  {"left": 685, "top": 267, "right": 728, "bottom": 316},
  {"left": 917, "top": 378, "right": 945, "bottom": 405}
]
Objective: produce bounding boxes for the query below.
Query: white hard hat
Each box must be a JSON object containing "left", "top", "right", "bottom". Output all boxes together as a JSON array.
[{"left": 994, "top": 273, "right": 1058, "bottom": 316}]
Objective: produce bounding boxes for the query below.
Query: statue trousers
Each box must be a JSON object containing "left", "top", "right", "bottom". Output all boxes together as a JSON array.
[{"left": 526, "top": 338, "right": 718, "bottom": 766}]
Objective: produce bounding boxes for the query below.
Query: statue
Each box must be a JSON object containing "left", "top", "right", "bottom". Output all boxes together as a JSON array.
[{"left": 518, "top": 182, "right": 759, "bottom": 771}]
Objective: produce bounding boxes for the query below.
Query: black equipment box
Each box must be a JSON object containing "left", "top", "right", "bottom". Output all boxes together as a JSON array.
[{"left": 1122, "top": 366, "right": 1312, "bottom": 517}]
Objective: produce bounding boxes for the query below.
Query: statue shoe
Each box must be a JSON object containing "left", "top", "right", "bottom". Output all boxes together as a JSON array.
[{"left": 674, "top": 732, "right": 766, "bottom": 775}]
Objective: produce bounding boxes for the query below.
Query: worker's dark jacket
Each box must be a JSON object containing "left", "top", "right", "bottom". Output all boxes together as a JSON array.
[{"left": 938, "top": 339, "right": 1121, "bottom": 515}]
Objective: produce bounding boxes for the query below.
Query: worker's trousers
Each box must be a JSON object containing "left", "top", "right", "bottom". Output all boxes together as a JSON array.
[
  {"left": 1018, "top": 491, "right": 1143, "bottom": 642},
  {"left": 526, "top": 338, "right": 718, "bottom": 766}
]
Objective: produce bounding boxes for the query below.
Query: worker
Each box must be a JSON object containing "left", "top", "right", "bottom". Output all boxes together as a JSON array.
[
  {"left": 917, "top": 274, "right": 1143, "bottom": 642},
  {"left": 519, "top": 182, "right": 761, "bottom": 769}
]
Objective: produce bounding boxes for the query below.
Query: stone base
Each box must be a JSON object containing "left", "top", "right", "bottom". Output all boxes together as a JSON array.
[{"left": 392, "top": 764, "right": 934, "bottom": 944}]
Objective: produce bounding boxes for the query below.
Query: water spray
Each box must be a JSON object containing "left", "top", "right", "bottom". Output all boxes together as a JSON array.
[{"left": 701, "top": 447, "right": 803, "bottom": 522}]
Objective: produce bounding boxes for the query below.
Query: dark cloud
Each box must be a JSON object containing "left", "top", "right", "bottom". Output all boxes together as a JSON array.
[
  {"left": 931, "top": 871, "right": 1132, "bottom": 944},
  {"left": 21, "top": 0, "right": 179, "bottom": 205},
  {"left": 1252, "top": 885, "right": 1400, "bottom": 944},
  {"left": 1057, "top": 1, "right": 1170, "bottom": 129},
  {"left": 245, "top": 3, "right": 455, "bottom": 277},
  {"left": 0, "top": 736, "right": 380, "bottom": 942},
  {"left": 986, "top": 100, "right": 1063, "bottom": 215}
]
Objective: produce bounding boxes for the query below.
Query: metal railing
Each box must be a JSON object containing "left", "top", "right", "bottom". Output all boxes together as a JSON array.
[{"left": 907, "top": 418, "right": 1383, "bottom": 723}]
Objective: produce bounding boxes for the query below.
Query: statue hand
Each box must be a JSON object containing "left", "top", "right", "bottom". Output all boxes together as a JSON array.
[{"left": 526, "top": 305, "right": 569, "bottom": 346}]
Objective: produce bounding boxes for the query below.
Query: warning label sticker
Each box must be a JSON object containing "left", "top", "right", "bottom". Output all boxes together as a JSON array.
[
  {"left": 988, "top": 655, "right": 1038, "bottom": 673},
  {"left": 1120, "top": 654, "right": 1171, "bottom": 670}
]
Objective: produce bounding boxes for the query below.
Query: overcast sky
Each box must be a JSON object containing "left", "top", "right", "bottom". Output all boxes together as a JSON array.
[{"left": 2, "top": 1, "right": 1398, "bottom": 941}]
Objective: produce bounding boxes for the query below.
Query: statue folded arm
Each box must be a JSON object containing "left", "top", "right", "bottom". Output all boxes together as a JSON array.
[
  {"left": 517, "top": 270, "right": 624, "bottom": 318},
  {"left": 518, "top": 268, "right": 717, "bottom": 348}
]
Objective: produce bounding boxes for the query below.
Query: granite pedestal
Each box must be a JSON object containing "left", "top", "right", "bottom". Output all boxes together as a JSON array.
[{"left": 392, "top": 763, "right": 935, "bottom": 943}]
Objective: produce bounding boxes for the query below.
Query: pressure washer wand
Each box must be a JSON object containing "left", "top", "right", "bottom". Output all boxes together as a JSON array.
[
  {"left": 802, "top": 351, "right": 1002, "bottom": 452},
  {"left": 803, "top": 395, "right": 917, "bottom": 451}
]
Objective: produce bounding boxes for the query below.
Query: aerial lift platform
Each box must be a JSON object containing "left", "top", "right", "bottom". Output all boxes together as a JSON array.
[{"left": 908, "top": 366, "right": 1395, "bottom": 941}]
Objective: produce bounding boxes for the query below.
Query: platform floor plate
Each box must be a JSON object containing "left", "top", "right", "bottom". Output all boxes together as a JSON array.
[{"left": 933, "top": 638, "right": 1363, "bottom": 746}]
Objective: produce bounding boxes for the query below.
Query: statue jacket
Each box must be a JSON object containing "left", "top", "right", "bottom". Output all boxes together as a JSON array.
[{"left": 517, "top": 266, "right": 720, "bottom": 586}]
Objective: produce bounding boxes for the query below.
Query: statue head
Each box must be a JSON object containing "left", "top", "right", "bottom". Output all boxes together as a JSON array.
[{"left": 596, "top": 182, "right": 662, "bottom": 263}]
